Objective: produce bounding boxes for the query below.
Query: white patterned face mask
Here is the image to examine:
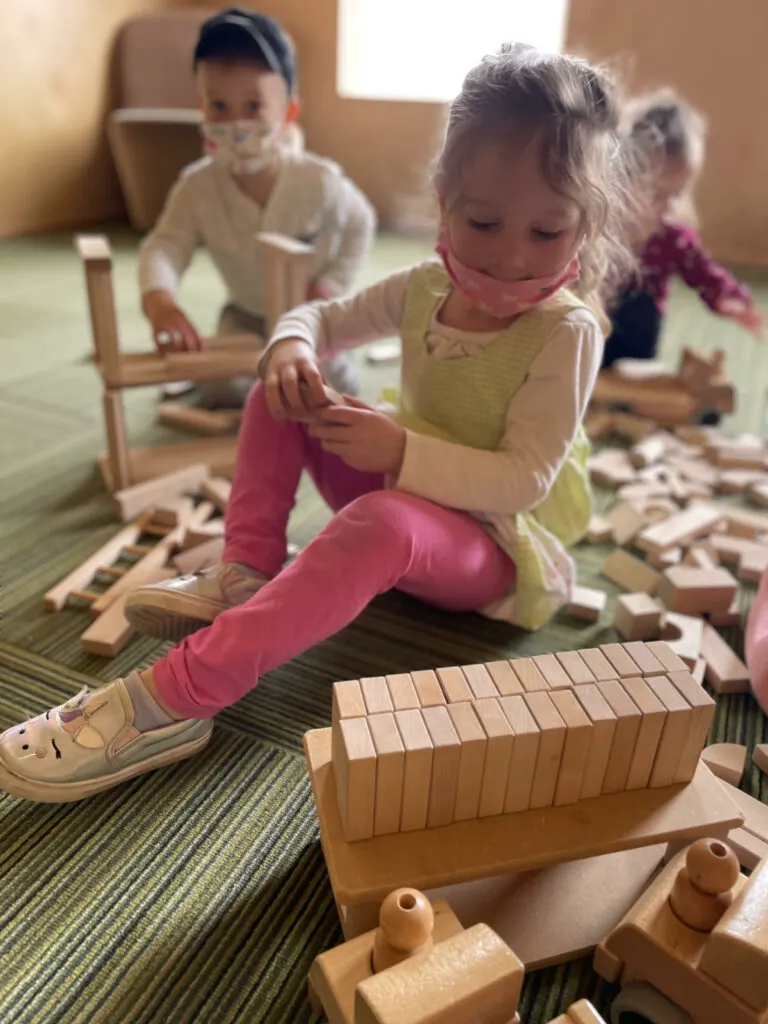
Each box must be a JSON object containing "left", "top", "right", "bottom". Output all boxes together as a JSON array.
[{"left": 201, "top": 119, "right": 284, "bottom": 174}]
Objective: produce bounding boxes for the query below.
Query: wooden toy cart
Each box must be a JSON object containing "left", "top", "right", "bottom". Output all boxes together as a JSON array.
[{"left": 75, "top": 231, "right": 312, "bottom": 493}]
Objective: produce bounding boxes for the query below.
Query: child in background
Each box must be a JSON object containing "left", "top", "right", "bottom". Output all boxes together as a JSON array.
[
  {"left": 139, "top": 6, "right": 376, "bottom": 404},
  {"left": 0, "top": 44, "right": 634, "bottom": 804},
  {"left": 602, "top": 89, "right": 763, "bottom": 369}
]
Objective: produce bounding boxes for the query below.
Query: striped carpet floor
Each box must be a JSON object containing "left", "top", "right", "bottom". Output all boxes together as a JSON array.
[{"left": 1, "top": 227, "right": 768, "bottom": 1023}]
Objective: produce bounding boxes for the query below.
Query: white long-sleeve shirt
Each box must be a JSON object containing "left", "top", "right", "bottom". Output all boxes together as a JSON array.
[
  {"left": 138, "top": 151, "right": 377, "bottom": 317},
  {"left": 270, "top": 266, "right": 603, "bottom": 517}
]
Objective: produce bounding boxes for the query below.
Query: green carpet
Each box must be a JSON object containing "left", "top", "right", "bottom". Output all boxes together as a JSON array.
[{"left": 2, "top": 225, "right": 768, "bottom": 1023}]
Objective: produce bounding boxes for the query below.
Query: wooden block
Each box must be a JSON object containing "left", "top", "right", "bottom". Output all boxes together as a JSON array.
[
  {"left": 753, "top": 743, "right": 768, "bottom": 778},
  {"left": 43, "top": 520, "right": 148, "bottom": 611},
  {"left": 499, "top": 696, "right": 540, "bottom": 813},
  {"left": 394, "top": 710, "right": 433, "bottom": 833},
  {"left": 621, "top": 642, "right": 665, "bottom": 676},
  {"left": 113, "top": 464, "right": 210, "bottom": 522},
  {"left": 367, "top": 713, "right": 405, "bottom": 837},
  {"left": 532, "top": 653, "right": 570, "bottom": 689},
  {"left": 748, "top": 479, "right": 768, "bottom": 506},
  {"left": 156, "top": 402, "right": 239, "bottom": 436},
  {"left": 460, "top": 664, "right": 498, "bottom": 699},
  {"left": 646, "top": 546, "right": 683, "bottom": 570},
  {"left": 172, "top": 536, "right": 224, "bottom": 575},
  {"left": 666, "top": 670, "right": 716, "bottom": 783},
  {"left": 644, "top": 675, "right": 691, "bottom": 788},
  {"left": 421, "top": 706, "right": 462, "bottom": 828},
  {"left": 601, "top": 550, "right": 660, "bottom": 595},
  {"left": 629, "top": 433, "right": 667, "bottom": 469},
  {"left": 709, "top": 533, "right": 768, "bottom": 565},
  {"left": 724, "top": 506, "right": 768, "bottom": 539},
  {"left": 436, "top": 667, "right": 473, "bottom": 704},
  {"left": 80, "top": 568, "right": 175, "bottom": 656},
  {"left": 644, "top": 640, "right": 689, "bottom": 675},
  {"left": 605, "top": 501, "right": 645, "bottom": 545},
  {"left": 700, "top": 622, "right": 750, "bottom": 694},
  {"left": 333, "top": 717, "right": 377, "bottom": 842},
  {"left": 718, "top": 469, "right": 767, "bottom": 493},
  {"left": 589, "top": 448, "right": 637, "bottom": 488},
  {"left": 611, "top": 411, "right": 656, "bottom": 441},
  {"left": 555, "top": 650, "right": 596, "bottom": 686},
  {"left": 666, "top": 454, "right": 720, "bottom": 488},
  {"left": 510, "top": 657, "right": 548, "bottom": 692},
  {"left": 701, "top": 743, "right": 746, "bottom": 787},
  {"left": 485, "top": 661, "right": 523, "bottom": 696},
  {"left": 385, "top": 674, "right": 420, "bottom": 711},
  {"left": 200, "top": 476, "right": 232, "bottom": 512},
  {"left": 656, "top": 565, "right": 738, "bottom": 615},
  {"left": 572, "top": 684, "right": 617, "bottom": 799},
  {"left": 660, "top": 613, "right": 704, "bottom": 669},
  {"left": 149, "top": 497, "right": 195, "bottom": 528},
  {"left": 179, "top": 518, "right": 225, "bottom": 551},
  {"left": 586, "top": 515, "right": 613, "bottom": 544},
  {"left": 709, "top": 596, "right": 742, "bottom": 627},
  {"left": 473, "top": 698, "right": 515, "bottom": 818},
  {"left": 727, "top": 826, "right": 768, "bottom": 871},
  {"left": 447, "top": 702, "right": 488, "bottom": 822},
  {"left": 613, "top": 593, "right": 663, "bottom": 641},
  {"left": 549, "top": 689, "right": 593, "bottom": 806},
  {"left": 332, "top": 680, "right": 366, "bottom": 728},
  {"left": 684, "top": 545, "right": 718, "bottom": 570},
  {"left": 524, "top": 692, "right": 567, "bottom": 809},
  {"left": 600, "top": 643, "right": 642, "bottom": 678},
  {"left": 567, "top": 586, "right": 606, "bottom": 623},
  {"left": 620, "top": 677, "right": 667, "bottom": 791},
  {"left": 360, "top": 677, "right": 394, "bottom": 715},
  {"left": 597, "top": 680, "right": 642, "bottom": 793},
  {"left": 738, "top": 546, "right": 768, "bottom": 583},
  {"left": 411, "top": 670, "right": 446, "bottom": 708},
  {"left": 578, "top": 648, "right": 618, "bottom": 682},
  {"left": 636, "top": 503, "right": 724, "bottom": 556}
]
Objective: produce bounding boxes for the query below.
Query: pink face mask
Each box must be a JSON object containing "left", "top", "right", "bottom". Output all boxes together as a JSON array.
[{"left": 436, "top": 229, "right": 580, "bottom": 319}]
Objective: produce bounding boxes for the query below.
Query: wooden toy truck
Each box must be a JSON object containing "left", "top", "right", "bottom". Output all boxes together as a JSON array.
[{"left": 595, "top": 837, "right": 768, "bottom": 1024}]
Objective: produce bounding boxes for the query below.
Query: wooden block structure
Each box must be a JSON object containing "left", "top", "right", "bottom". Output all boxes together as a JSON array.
[
  {"left": 75, "top": 231, "right": 312, "bottom": 493},
  {"left": 329, "top": 643, "right": 716, "bottom": 842}
]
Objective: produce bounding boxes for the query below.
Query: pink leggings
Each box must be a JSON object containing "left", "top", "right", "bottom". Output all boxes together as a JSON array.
[
  {"left": 153, "top": 384, "right": 516, "bottom": 718},
  {"left": 745, "top": 571, "right": 768, "bottom": 712}
]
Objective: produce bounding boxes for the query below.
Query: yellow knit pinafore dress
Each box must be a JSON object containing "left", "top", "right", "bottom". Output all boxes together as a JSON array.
[{"left": 387, "top": 261, "right": 594, "bottom": 630}]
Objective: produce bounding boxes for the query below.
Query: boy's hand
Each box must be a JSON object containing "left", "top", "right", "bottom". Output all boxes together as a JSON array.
[
  {"left": 143, "top": 291, "right": 203, "bottom": 352},
  {"left": 716, "top": 296, "right": 765, "bottom": 339},
  {"left": 306, "top": 281, "right": 333, "bottom": 302},
  {"left": 308, "top": 397, "right": 406, "bottom": 475},
  {"left": 263, "top": 338, "right": 329, "bottom": 421}
]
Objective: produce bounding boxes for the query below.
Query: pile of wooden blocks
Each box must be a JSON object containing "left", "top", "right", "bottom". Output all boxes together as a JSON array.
[
  {"left": 44, "top": 465, "right": 231, "bottom": 657},
  {"left": 330, "top": 641, "right": 714, "bottom": 843}
]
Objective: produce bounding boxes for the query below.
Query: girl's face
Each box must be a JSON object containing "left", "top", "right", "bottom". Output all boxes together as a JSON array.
[
  {"left": 442, "top": 135, "right": 582, "bottom": 282},
  {"left": 637, "top": 154, "right": 694, "bottom": 239}
]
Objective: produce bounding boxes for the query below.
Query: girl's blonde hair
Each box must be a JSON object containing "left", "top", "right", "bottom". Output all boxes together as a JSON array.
[
  {"left": 623, "top": 88, "right": 707, "bottom": 227},
  {"left": 435, "top": 43, "right": 636, "bottom": 315}
]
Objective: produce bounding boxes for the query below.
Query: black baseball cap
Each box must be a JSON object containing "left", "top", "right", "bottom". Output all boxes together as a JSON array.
[{"left": 193, "top": 7, "right": 296, "bottom": 94}]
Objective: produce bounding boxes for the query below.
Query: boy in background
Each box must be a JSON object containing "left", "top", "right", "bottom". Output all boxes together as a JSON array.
[{"left": 139, "top": 6, "right": 376, "bottom": 405}]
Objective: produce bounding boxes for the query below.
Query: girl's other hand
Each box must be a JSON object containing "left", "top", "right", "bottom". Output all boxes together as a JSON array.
[
  {"left": 717, "top": 297, "right": 765, "bottom": 339},
  {"left": 263, "top": 338, "right": 328, "bottom": 421},
  {"left": 308, "top": 397, "right": 407, "bottom": 475}
]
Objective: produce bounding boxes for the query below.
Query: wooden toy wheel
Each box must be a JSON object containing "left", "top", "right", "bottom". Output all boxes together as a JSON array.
[{"left": 611, "top": 982, "right": 692, "bottom": 1024}]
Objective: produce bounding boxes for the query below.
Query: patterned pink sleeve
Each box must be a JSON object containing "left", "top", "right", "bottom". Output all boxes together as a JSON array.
[{"left": 664, "top": 223, "right": 753, "bottom": 312}]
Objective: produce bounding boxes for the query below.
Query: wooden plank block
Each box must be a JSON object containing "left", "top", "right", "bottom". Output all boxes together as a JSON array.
[
  {"left": 393, "top": 710, "right": 433, "bottom": 833},
  {"left": 684, "top": 545, "right": 718, "bottom": 570},
  {"left": 332, "top": 680, "right": 365, "bottom": 727},
  {"left": 589, "top": 447, "right": 637, "bottom": 488},
  {"left": 724, "top": 506, "right": 768, "bottom": 539},
  {"left": 156, "top": 402, "right": 240, "bottom": 436},
  {"left": 485, "top": 661, "right": 523, "bottom": 696},
  {"left": 200, "top": 476, "right": 232, "bottom": 512},
  {"left": 359, "top": 677, "right": 394, "bottom": 715},
  {"left": 573, "top": 684, "right": 617, "bottom": 799},
  {"left": 709, "top": 596, "right": 742, "bottom": 627},
  {"left": 727, "top": 826, "right": 768, "bottom": 871},
  {"left": 605, "top": 500, "right": 645, "bottom": 545},
  {"left": 738, "top": 546, "right": 768, "bottom": 583},
  {"left": 629, "top": 433, "right": 667, "bottom": 469},
  {"left": 644, "top": 640, "right": 689, "bottom": 675},
  {"left": 613, "top": 593, "right": 663, "bottom": 641},
  {"left": 660, "top": 613, "right": 704, "bottom": 669},
  {"left": 411, "top": 670, "right": 446, "bottom": 707},
  {"left": 586, "top": 515, "right": 613, "bottom": 544},
  {"left": 701, "top": 622, "right": 751, "bottom": 694},
  {"left": 172, "top": 536, "right": 224, "bottom": 575},
  {"left": 149, "top": 497, "right": 195, "bottom": 528},
  {"left": 578, "top": 648, "right": 618, "bottom": 682},
  {"left": 753, "top": 743, "right": 768, "bottom": 777},
  {"left": 80, "top": 568, "right": 175, "bottom": 656},
  {"left": 499, "top": 696, "right": 540, "bottom": 813},
  {"left": 597, "top": 680, "right": 642, "bottom": 793},
  {"left": 636, "top": 503, "right": 724, "bottom": 556},
  {"left": 555, "top": 650, "right": 596, "bottom": 686},
  {"left": 447, "top": 702, "right": 488, "bottom": 822},
  {"left": 436, "top": 666, "right": 473, "bottom": 704},
  {"left": 549, "top": 689, "right": 593, "bottom": 806},
  {"left": 421, "top": 706, "right": 461, "bottom": 828},
  {"left": 601, "top": 549, "right": 660, "bottom": 594},
  {"left": 511, "top": 657, "right": 548, "bottom": 693},
  {"left": 179, "top": 518, "right": 226, "bottom": 551},
  {"left": 332, "top": 717, "right": 377, "bottom": 842},
  {"left": 524, "top": 692, "right": 567, "bottom": 809},
  {"left": 709, "top": 533, "right": 768, "bottom": 565},
  {"left": 367, "top": 712, "right": 405, "bottom": 837},
  {"left": 385, "top": 674, "right": 420, "bottom": 711},
  {"left": 621, "top": 642, "right": 665, "bottom": 676},
  {"left": 567, "top": 585, "right": 606, "bottom": 623},
  {"left": 665, "top": 671, "right": 715, "bottom": 784},
  {"left": 645, "top": 675, "right": 691, "bottom": 788},
  {"left": 532, "top": 653, "right": 571, "bottom": 689},
  {"left": 600, "top": 643, "right": 642, "bottom": 678},
  {"left": 473, "top": 698, "right": 515, "bottom": 818},
  {"left": 701, "top": 743, "right": 746, "bottom": 787},
  {"left": 113, "top": 464, "right": 210, "bottom": 522},
  {"left": 656, "top": 565, "right": 738, "bottom": 615},
  {"left": 620, "top": 677, "right": 667, "bottom": 791},
  {"left": 460, "top": 663, "right": 498, "bottom": 699}
]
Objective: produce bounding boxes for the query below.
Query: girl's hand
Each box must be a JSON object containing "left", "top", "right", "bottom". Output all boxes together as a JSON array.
[
  {"left": 263, "top": 338, "right": 328, "bottom": 421},
  {"left": 717, "top": 296, "right": 765, "bottom": 339},
  {"left": 308, "top": 397, "right": 407, "bottom": 475},
  {"left": 306, "top": 280, "right": 334, "bottom": 302},
  {"left": 143, "top": 290, "right": 203, "bottom": 353}
]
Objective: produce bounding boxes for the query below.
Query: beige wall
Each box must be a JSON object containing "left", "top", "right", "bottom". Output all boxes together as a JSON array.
[{"left": 0, "top": 0, "right": 188, "bottom": 238}]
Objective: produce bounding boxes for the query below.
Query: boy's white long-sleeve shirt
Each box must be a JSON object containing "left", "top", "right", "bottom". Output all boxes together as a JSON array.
[
  {"left": 138, "top": 151, "right": 377, "bottom": 316},
  {"left": 269, "top": 267, "right": 604, "bottom": 517}
]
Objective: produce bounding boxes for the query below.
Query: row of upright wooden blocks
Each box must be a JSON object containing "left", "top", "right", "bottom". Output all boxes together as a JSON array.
[{"left": 330, "top": 641, "right": 715, "bottom": 842}]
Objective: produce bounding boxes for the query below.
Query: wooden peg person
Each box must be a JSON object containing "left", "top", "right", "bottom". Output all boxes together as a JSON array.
[
  {"left": 371, "top": 887, "right": 435, "bottom": 973},
  {"left": 669, "top": 837, "right": 741, "bottom": 932}
]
